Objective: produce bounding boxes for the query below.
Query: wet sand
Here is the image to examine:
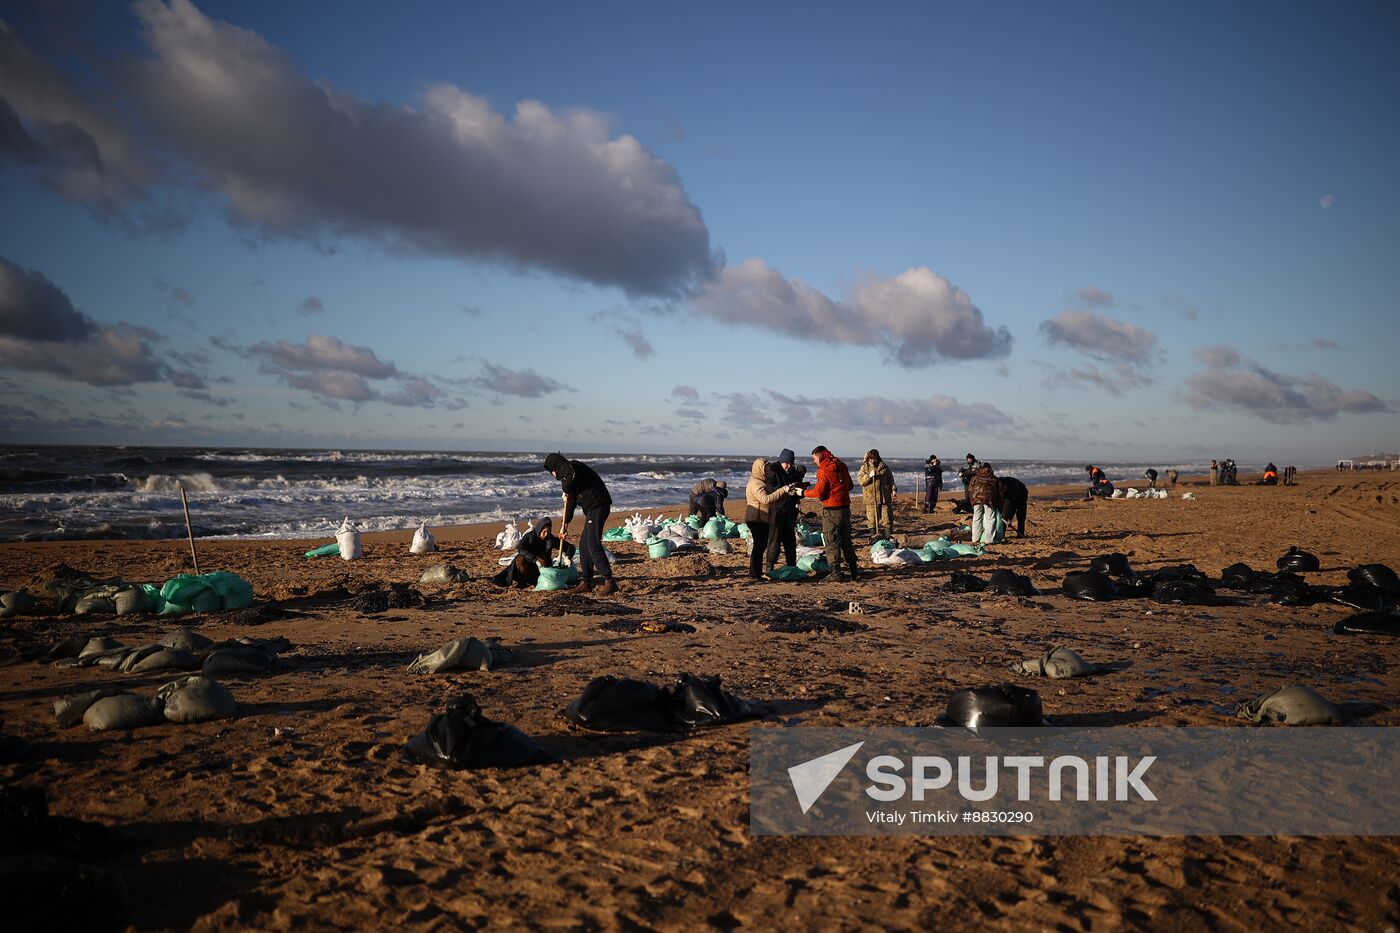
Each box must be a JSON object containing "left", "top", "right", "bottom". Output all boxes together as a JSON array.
[{"left": 2, "top": 470, "right": 1399, "bottom": 930}]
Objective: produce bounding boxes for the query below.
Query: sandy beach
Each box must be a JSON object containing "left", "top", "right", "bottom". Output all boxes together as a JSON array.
[{"left": 3, "top": 469, "right": 1399, "bottom": 930}]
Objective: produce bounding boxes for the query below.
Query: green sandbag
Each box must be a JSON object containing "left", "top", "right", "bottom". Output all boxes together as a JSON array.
[
  {"left": 701, "top": 517, "right": 725, "bottom": 539},
  {"left": 797, "top": 554, "right": 829, "bottom": 574},
  {"left": 161, "top": 574, "right": 210, "bottom": 606},
  {"left": 720, "top": 519, "right": 740, "bottom": 539},
  {"left": 922, "top": 537, "right": 957, "bottom": 558},
  {"left": 304, "top": 542, "right": 341, "bottom": 558},
  {"left": 768, "top": 565, "right": 809, "bottom": 582},
  {"left": 603, "top": 527, "right": 632, "bottom": 542},
  {"left": 203, "top": 571, "right": 254, "bottom": 608},
  {"left": 803, "top": 532, "right": 824, "bottom": 547},
  {"left": 142, "top": 583, "right": 167, "bottom": 614},
  {"left": 948, "top": 542, "right": 984, "bottom": 557},
  {"left": 737, "top": 523, "right": 751, "bottom": 540},
  {"left": 535, "top": 566, "right": 580, "bottom": 591},
  {"left": 685, "top": 515, "right": 704, "bottom": 530}
]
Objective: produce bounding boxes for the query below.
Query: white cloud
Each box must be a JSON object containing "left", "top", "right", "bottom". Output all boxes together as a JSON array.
[{"left": 1184, "top": 344, "right": 1390, "bottom": 424}]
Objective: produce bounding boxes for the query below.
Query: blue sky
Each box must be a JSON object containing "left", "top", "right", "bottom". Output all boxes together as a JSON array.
[{"left": 1, "top": 0, "right": 1397, "bottom": 462}]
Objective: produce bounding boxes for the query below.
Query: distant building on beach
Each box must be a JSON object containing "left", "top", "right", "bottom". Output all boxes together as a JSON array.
[{"left": 1338, "top": 452, "right": 1400, "bottom": 471}]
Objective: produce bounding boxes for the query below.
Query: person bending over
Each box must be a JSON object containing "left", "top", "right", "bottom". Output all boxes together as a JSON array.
[{"left": 544, "top": 453, "right": 616, "bottom": 595}]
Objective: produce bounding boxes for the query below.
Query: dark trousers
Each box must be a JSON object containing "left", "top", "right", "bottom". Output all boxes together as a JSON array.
[
  {"left": 747, "top": 521, "right": 770, "bottom": 578},
  {"left": 580, "top": 506, "right": 612, "bottom": 583},
  {"left": 765, "top": 509, "right": 797, "bottom": 570},
  {"left": 923, "top": 483, "right": 940, "bottom": 512},
  {"left": 820, "top": 506, "right": 859, "bottom": 576}
]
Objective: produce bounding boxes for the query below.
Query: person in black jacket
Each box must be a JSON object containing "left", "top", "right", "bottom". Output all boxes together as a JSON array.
[
  {"left": 763, "top": 448, "right": 807, "bottom": 572},
  {"left": 544, "top": 453, "right": 616, "bottom": 595}
]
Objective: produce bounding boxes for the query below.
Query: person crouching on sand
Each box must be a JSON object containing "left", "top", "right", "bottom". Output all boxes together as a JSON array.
[
  {"left": 543, "top": 453, "right": 617, "bottom": 595},
  {"left": 803, "top": 446, "right": 860, "bottom": 582}
]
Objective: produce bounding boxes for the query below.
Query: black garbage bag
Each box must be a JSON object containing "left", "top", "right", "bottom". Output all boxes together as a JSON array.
[
  {"left": 1347, "top": 564, "right": 1400, "bottom": 597},
  {"left": 1330, "top": 584, "right": 1394, "bottom": 613},
  {"left": 1089, "top": 553, "right": 1134, "bottom": 577},
  {"left": 942, "top": 571, "right": 987, "bottom": 593},
  {"left": 0, "top": 853, "right": 128, "bottom": 930},
  {"left": 667, "top": 674, "right": 764, "bottom": 727},
  {"left": 1276, "top": 546, "right": 1320, "bottom": 573},
  {"left": 1062, "top": 570, "right": 1117, "bottom": 601},
  {"left": 1114, "top": 575, "right": 1156, "bottom": 599},
  {"left": 1152, "top": 580, "right": 1233, "bottom": 606},
  {"left": 403, "top": 695, "right": 554, "bottom": 769},
  {"left": 562, "top": 677, "right": 673, "bottom": 732},
  {"left": 938, "top": 683, "right": 1045, "bottom": 729},
  {"left": 1268, "top": 576, "right": 1328, "bottom": 607},
  {"left": 1150, "top": 564, "right": 1210, "bottom": 586},
  {"left": 1219, "top": 562, "right": 1259, "bottom": 590},
  {"left": 1333, "top": 611, "right": 1400, "bottom": 636},
  {"left": 984, "top": 569, "right": 1038, "bottom": 597}
]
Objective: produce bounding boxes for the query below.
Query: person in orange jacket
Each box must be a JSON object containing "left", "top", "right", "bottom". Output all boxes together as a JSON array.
[{"left": 803, "top": 446, "right": 860, "bottom": 581}]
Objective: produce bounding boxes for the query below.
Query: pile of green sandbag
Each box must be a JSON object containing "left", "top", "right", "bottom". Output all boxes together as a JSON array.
[
  {"left": 157, "top": 571, "right": 255, "bottom": 615},
  {"left": 602, "top": 526, "right": 633, "bottom": 542},
  {"left": 918, "top": 537, "right": 984, "bottom": 562}
]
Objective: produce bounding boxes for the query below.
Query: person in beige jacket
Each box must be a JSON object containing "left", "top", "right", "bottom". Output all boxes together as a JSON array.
[
  {"left": 857, "top": 448, "right": 896, "bottom": 539},
  {"left": 745, "top": 457, "right": 798, "bottom": 580}
]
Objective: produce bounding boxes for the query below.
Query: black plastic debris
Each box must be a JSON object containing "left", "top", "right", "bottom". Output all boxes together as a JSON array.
[
  {"left": 1219, "top": 562, "right": 1259, "bottom": 589},
  {"left": 938, "top": 683, "right": 1045, "bottom": 729},
  {"left": 1347, "top": 564, "right": 1400, "bottom": 598},
  {"left": 941, "top": 571, "right": 987, "bottom": 593},
  {"left": 984, "top": 569, "right": 1038, "bottom": 597},
  {"left": 563, "top": 674, "right": 766, "bottom": 732},
  {"left": 1276, "top": 546, "right": 1320, "bottom": 573},
  {"left": 403, "top": 695, "right": 554, "bottom": 769},
  {"left": 1089, "top": 553, "right": 1134, "bottom": 577},
  {"left": 1151, "top": 580, "right": 1232, "bottom": 606},
  {"left": 1333, "top": 611, "right": 1400, "bottom": 636},
  {"left": 1062, "top": 570, "right": 1118, "bottom": 601},
  {"left": 1329, "top": 584, "right": 1394, "bottom": 613}
]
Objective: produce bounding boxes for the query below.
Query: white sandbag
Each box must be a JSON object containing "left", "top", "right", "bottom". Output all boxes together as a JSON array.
[
  {"left": 407, "top": 637, "right": 493, "bottom": 673},
  {"left": 1110, "top": 489, "right": 1126, "bottom": 499},
  {"left": 1182, "top": 492, "right": 1196, "bottom": 500},
  {"left": 795, "top": 545, "right": 825, "bottom": 560},
  {"left": 410, "top": 521, "right": 437, "bottom": 554},
  {"left": 494, "top": 522, "right": 521, "bottom": 550},
  {"left": 1125, "top": 488, "right": 1141, "bottom": 499},
  {"left": 336, "top": 516, "right": 362, "bottom": 561},
  {"left": 872, "top": 547, "right": 923, "bottom": 567}
]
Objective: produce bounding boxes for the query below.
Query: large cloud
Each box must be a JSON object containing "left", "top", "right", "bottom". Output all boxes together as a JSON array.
[
  {"left": 1039, "top": 309, "right": 1162, "bottom": 390},
  {"left": 692, "top": 259, "right": 1012, "bottom": 366},
  {"left": 0, "top": 255, "right": 166, "bottom": 385},
  {"left": 714, "top": 389, "right": 1018, "bottom": 436},
  {"left": 1184, "top": 344, "right": 1391, "bottom": 424},
  {"left": 241, "top": 332, "right": 454, "bottom": 407},
  {"left": 468, "top": 362, "right": 569, "bottom": 398},
  {"left": 111, "top": 0, "right": 712, "bottom": 297}
]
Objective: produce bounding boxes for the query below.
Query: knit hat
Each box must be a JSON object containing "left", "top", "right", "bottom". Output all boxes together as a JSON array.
[{"left": 777, "top": 448, "right": 795, "bottom": 466}]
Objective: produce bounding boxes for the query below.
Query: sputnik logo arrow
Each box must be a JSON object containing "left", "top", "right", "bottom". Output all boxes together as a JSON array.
[{"left": 788, "top": 741, "right": 865, "bottom": 814}]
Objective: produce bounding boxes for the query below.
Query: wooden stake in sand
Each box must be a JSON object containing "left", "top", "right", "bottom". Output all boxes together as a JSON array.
[{"left": 179, "top": 483, "right": 200, "bottom": 576}]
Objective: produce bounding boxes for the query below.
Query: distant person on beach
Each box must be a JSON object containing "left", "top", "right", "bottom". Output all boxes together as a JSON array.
[
  {"left": 1166, "top": 468, "right": 1179, "bottom": 487},
  {"left": 857, "top": 449, "right": 896, "bottom": 539},
  {"left": 1145, "top": 468, "right": 1159, "bottom": 488},
  {"left": 968, "top": 462, "right": 1004, "bottom": 544},
  {"left": 923, "top": 454, "right": 943, "bottom": 513},
  {"left": 958, "top": 453, "right": 979, "bottom": 506},
  {"left": 1086, "top": 465, "right": 1113, "bottom": 498},
  {"left": 803, "top": 446, "right": 860, "bottom": 581},
  {"left": 689, "top": 478, "right": 728, "bottom": 523},
  {"left": 544, "top": 453, "right": 616, "bottom": 595},
  {"left": 745, "top": 457, "right": 801, "bottom": 581},
  {"left": 1283, "top": 465, "right": 1297, "bottom": 486},
  {"left": 1210, "top": 460, "right": 1219, "bottom": 486},
  {"left": 1223, "top": 459, "right": 1239, "bottom": 485},
  {"left": 1260, "top": 463, "right": 1279, "bottom": 486},
  {"left": 764, "top": 449, "right": 807, "bottom": 573}
]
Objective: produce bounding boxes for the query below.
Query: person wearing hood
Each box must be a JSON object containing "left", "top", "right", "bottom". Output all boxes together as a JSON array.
[
  {"left": 968, "top": 462, "right": 1004, "bottom": 544},
  {"left": 857, "top": 449, "right": 896, "bottom": 539},
  {"left": 543, "top": 453, "right": 616, "bottom": 595},
  {"left": 490, "top": 516, "right": 575, "bottom": 589},
  {"left": 803, "top": 446, "right": 860, "bottom": 581},
  {"left": 689, "top": 477, "right": 729, "bottom": 524},
  {"left": 923, "top": 454, "right": 943, "bottom": 514},
  {"left": 763, "top": 448, "right": 807, "bottom": 573},
  {"left": 745, "top": 458, "right": 801, "bottom": 580}
]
